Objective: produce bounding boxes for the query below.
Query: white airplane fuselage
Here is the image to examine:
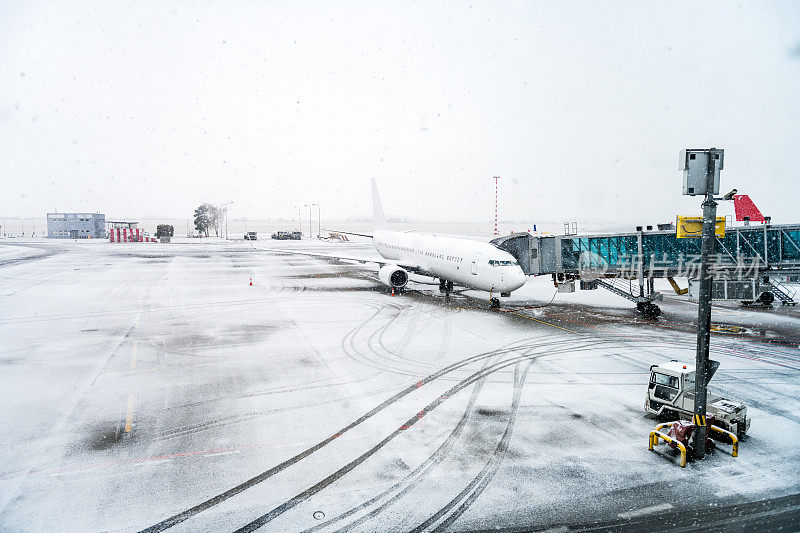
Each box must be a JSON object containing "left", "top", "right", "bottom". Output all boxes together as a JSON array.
[{"left": 373, "top": 229, "right": 527, "bottom": 294}]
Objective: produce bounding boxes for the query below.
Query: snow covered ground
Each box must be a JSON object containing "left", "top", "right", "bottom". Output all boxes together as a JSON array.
[
  {"left": 0, "top": 241, "right": 55, "bottom": 265},
  {"left": 0, "top": 239, "right": 798, "bottom": 532}
]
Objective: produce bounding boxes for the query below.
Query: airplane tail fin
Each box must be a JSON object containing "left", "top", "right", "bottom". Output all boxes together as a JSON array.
[
  {"left": 733, "top": 194, "right": 765, "bottom": 223},
  {"left": 372, "top": 179, "right": 387, "bottom": 229}
]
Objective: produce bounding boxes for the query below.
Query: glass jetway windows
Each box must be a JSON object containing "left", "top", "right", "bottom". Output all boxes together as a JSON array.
[
  {"left": 547, "top": 225, "right": 799, "bottom": 276},
  {"left": 563, "top": 235, "right": 640, "bottom": 270},
  {"left": 715, "top": 232, "right": 739, "bottom": 263},
  {"left": 561, "top": 239, "right": 578, "bottom": 270},
  {"left": 767, "top": 230, "right": 781, "bottom": 264},
  {"left": 738, "top": 230, "right": 765, "bottom": 261},
  {"left": 606, "top": 235, "right": 637, "bottom": 267},
  {"left": 781, "top": 229, "right": 800, "bottom": 261}
]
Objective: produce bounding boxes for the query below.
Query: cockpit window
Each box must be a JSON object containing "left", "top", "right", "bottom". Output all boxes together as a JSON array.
[{"left": 489, "top": 260, "right": 518, "bottom": 266}]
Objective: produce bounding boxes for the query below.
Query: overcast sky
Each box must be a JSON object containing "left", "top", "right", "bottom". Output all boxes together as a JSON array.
[{"left": 1, "top": 1, "right": 799, "bottom": 225}]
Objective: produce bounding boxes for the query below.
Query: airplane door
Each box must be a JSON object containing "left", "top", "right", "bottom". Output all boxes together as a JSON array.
[{"left": 471, "top": 253, "right": 480, "bottom": 275}]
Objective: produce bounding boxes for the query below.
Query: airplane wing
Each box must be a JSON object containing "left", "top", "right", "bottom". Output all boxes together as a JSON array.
[
  {"left": 320, "top": 229, "right": 373, "bottom": 239},
  {"left": 252, "top": 245, "right": 434, "bottom": 277}
]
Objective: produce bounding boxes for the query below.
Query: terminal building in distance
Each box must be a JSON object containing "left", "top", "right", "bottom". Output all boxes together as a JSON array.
[{"left": 46, "top": 212, "right": 106, "bottom": 239}]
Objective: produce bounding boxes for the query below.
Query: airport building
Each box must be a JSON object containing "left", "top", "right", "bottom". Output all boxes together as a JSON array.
[{"left": 46, "top": 212, "right": 106, "bottom": 239}]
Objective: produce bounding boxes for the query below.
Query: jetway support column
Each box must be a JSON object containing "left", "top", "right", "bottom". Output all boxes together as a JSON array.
[{"left": 637, "top": 229, "right": 644, "bottom": 297}]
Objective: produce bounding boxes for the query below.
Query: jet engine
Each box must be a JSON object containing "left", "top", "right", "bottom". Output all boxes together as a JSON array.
[{"left": 378, "top": 265, "right": 409, "bottom": 289}]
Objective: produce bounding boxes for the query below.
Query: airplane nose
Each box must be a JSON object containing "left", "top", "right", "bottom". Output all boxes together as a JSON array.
[{"left": 511, "top": 268, "right": 526, "bottom": 289}]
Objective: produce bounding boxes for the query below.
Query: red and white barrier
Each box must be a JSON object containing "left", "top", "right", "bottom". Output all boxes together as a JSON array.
[{"left": 109, "top": 228, "right": 155, "bottom": 243}]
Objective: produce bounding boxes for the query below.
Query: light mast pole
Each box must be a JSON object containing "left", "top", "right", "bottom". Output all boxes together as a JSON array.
[{"left": 493, "top": 176, "right": 500, "bottom": 236}]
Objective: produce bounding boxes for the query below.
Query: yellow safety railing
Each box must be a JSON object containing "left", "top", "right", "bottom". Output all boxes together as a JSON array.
[
  {"left": 649, "top": 429, "right": 687, "bottom": 468},
  {"left": 649, "top": 421, "right": 739, "bottom": 467},
  {"left": 708, "top": 425, "right": 739, "bottom": 457},
  {"left": 655, "top": 421, "right": 678, "bottom": 432},
  {"left": 709, "top": 324, "right": 747, "bottom": 334}
]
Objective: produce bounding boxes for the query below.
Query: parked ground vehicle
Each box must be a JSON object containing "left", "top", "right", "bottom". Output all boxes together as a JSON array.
[
  {"left": 271, "top": 231, "right": 302, "bottom": 240},
  {"left": 645, "top": 360, "right": 750, "bottom": 439},
  {"left": 244, "top": 231, "right": 257, "bottom": 241},
  {"left": 155, "top": 224, "right": 174, "bottom": 238}
]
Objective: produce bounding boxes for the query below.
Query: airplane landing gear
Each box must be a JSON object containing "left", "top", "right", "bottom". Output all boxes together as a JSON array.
[
  {"left": 490, "top": 297, "right": 501, "bottom": 309},
  {"left": 440, "top": 279, "right": 454, "bottom": 303}
]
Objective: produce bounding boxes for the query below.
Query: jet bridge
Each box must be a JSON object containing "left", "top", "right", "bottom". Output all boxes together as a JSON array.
[{"left": 491, "top": 224, "right": 800, "bottom": 316}]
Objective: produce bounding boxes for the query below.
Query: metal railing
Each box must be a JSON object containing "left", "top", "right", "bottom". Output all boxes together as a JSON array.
[
  {"left": 648, "top": 421, "right": 739, "bottom": 467},
  {"left": 708, "top": 425, "right": 739, "bottom": 457},
  {"left": 649, "top": 422, "right": 687, "bottom": 468}
]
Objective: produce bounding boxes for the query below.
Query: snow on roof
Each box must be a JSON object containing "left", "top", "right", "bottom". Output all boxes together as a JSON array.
[{"left": 656, "top": 360, "right": 695, "bottom": 374}]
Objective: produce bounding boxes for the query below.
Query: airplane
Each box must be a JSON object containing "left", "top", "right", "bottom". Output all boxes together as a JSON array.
[{"left": 265, "top": 179, "right": 527, "bottom": 307}]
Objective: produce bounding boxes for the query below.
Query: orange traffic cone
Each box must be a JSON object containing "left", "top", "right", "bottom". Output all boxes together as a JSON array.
[
  {"left": 391, "top": 288, "right": 395, "bottom": 296},
  {"left": 249, "top": 277, "right": 253, "bottom": 286}
]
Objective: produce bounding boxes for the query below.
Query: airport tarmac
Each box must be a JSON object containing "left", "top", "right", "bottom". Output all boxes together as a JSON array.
[{"left": 1, "top": 239, "right": 799, "bottom": 532}]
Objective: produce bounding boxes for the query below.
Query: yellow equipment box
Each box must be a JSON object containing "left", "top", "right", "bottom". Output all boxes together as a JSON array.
[{"left": 676, "top": 216, "right": 726, "bottom": 238}]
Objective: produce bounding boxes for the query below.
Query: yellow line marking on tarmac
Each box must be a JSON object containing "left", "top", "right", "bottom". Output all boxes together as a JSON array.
[
  {"left": 503, "top": 310, "right": 586, "bottom": 336},
  {"left": 49, "top": 468, "right": 95, "bottom": 477},
  {"left": 124, "top": 394, "right": 135, "bottom": 432},
  {"left": 130, "top": 340, "right": 138, "bottom": 370},
  {"left": 103, "top": 368, "right": 159, "bottom": 377},
  {"left": 136, "top": 459, "right": 171, "bottom": 466},
  {"left": 203, "top": 450, "right": 241, "bottom": 458},
  {"left": 618, "top": 503, "right": 673, "bottom": 519}
]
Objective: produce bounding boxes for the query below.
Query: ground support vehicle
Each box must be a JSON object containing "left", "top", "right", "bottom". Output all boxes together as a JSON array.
[
  {"left": 271, "top": 231, "right": 302, "bottom": 240},
  {"left": 645, "top": 360, "right": 750, "bottom": 439}
]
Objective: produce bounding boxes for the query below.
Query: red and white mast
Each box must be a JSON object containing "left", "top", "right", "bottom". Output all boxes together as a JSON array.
[{"left": 493, "top": 176, "right": 500, "bottom": 235}]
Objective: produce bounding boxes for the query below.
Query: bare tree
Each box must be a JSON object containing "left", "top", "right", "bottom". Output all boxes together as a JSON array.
[{"left": 212, "top": 205, "right": 221, "bottom": 237}]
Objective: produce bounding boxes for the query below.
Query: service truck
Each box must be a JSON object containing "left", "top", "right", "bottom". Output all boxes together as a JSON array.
[{"left": 645, "top": 359, "right": 750, "bottom": 439}]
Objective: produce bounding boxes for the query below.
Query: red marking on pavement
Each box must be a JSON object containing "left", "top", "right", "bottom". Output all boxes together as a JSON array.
[
  {"left": 400, "top": 410, "right": 428, "bottom": 431},
  {"left": 542, "top": 310, "right": 800, "bottom": 368},
  {"left": 0, "top": 443, "right": 272, "bottom": 481}
]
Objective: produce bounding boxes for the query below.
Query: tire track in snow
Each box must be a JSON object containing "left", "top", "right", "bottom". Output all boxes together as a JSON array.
[
  {"left": 412, "top": 360, "right": 534, "bottom": 533},
  {"left": 139, "top": 335, "right": 587, "bottom": 532},
  {"left": 300, "top": 352, "right": 501, "bottom": 533},
  {"left": 230, "top": 343, "right": 595, "bottom": 532}
]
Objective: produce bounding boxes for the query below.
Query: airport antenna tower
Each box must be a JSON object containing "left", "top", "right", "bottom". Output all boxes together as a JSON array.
[{"left": 493, "top": 176, "right": 500, "bottom": 235}]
